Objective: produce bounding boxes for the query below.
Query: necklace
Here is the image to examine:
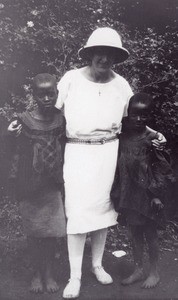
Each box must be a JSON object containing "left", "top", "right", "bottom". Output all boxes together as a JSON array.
[{"left": 98, "top": 84, "right": 102, "bottom": 96}]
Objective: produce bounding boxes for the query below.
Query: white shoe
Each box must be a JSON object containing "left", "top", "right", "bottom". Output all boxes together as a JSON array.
[
  {"left": 92, "top": 266, "right": 113, "bottom": 285},
  {"left": 63, "top": 278, "right": 81, "bottom": 299}
]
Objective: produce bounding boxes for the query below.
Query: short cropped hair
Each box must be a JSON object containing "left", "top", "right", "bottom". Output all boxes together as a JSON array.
[
  {"left": 33, "top": 73, "right": 57, "bottom": 89},
  {"left": 128, "top": 93, "right": 153, "bottom": 113}
]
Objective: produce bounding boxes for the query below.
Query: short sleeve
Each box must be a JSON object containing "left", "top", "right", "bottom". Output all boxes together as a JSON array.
[
  {"left": 55, "top": 70, "right": 73, "bottom": 110},
  {"left": 122, "top": 80, "right": 133, "bottom": 117}
]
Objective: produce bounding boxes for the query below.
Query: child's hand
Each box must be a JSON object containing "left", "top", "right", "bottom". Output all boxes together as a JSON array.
[
  {"left": 151, "top": 198, "right": 164, "bottom": 210},
  {"left": 8, "top": 120, "right": 22, "bottom": 137},
  {"left": 152, "top": 132, "right": 166, "bottom": 150}
]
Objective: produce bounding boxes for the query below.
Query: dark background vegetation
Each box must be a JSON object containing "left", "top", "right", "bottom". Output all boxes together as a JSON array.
[{"left": 0, "top": 0, "right": 178, "bottom": 243}]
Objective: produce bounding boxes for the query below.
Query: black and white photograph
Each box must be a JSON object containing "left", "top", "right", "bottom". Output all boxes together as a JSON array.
[{"left": 0, "top": 1, "right": 177, "bottom": 299}]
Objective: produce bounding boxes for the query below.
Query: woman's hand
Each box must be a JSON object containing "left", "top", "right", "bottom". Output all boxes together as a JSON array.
[
  {"left": 8, "top": 120, "right": 22, "bottom": 137},
  {"left": 152, "top": 132, "right": 166, "bottom": 150}
]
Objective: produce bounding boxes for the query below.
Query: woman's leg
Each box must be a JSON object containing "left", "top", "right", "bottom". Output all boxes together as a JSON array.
[
  {"left": 68, "top": 233, "right": 87, "bottom": 279},
  {"left": 63, "top": 233, "right": 86, "bottom": 299},
  {"left": 91, "top": 228, "right": 107, "bottom": 268},
  {"left": 142, "top": 222, "right": 160, "bottom": 288},
  {"left": 91, "top": 228, "right": 113, "bottom": 284},
  {"left": 122, "top": 226, "right": 144, "bottom": 285}
]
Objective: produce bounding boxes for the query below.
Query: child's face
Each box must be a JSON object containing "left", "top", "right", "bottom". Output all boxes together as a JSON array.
[
  {"left": 34, "top": 81, "right": 58, "bottom": 112},
  {"left": 128, "top": 102, "right": 150, "bottom": 131}
]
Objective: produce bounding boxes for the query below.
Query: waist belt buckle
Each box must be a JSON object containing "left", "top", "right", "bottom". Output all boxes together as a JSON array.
[{"left": 101, "top": 138, "right": 106, "bottom": 144}]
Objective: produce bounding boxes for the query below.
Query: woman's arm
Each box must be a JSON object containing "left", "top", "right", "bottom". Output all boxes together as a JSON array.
[
  {"left": 121, "top": 119, "right": 166, "bottom": 149},
  {"left": 8, "top": 120, "right": 22, "bottom": 137},
  {"left": 5, "top": 120, "right": 20, "bottom": 158},
  {"left": 146, "top": 126, "right": 166, "bottom": 150}
]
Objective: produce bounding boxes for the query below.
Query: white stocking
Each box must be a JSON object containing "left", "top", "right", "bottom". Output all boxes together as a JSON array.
[
  {"left": 67, "top": 233, "right": 87, "bottom": 279},
  {"left": 91, "top": 228, "right": 108, "bottom": 268}
]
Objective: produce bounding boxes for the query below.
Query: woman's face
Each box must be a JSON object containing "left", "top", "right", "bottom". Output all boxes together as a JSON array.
[{"left": 91, "top": 47, "right": 115, "bottom": 73}]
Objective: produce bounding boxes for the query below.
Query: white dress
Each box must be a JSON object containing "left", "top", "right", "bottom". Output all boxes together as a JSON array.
[{"left": 56, "top": 68, "right": 133, "bottom": 234}]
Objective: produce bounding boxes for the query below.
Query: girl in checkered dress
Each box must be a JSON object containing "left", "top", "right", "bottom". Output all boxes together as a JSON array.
[{"left": 8, "top": 74, "right": 66, "bottom": 293}]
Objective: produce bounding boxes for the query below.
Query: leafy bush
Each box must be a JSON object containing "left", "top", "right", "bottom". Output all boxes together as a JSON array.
[
  {"left": 0, "top": 0, "right": 177, "bottom": 139},
  {"left": 0, "top": 0, "right": 177, "bottom": 245}
]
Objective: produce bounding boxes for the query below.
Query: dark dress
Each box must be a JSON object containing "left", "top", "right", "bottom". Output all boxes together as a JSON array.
[
  {"left": 111, "top": 130, "right": 174, "bottom": 229},
  {"left": 12, "top": 110, "right": 66, "bottom": 237}
]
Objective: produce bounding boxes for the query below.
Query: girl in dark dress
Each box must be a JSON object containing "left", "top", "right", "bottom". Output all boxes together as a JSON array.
[
  {"left": 8, "top": 74, "right": 66, "bottom": 293},
  {"left": 111, "top": 93, "right": 174, "bottom": 288}
]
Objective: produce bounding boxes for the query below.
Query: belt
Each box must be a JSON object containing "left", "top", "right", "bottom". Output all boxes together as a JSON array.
[{"left": 67, "top": 136, "right": 118, "bottom": 145}]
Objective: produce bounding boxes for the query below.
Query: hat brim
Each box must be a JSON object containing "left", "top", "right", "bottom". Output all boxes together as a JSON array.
[{"left": 78, "top": 45, "right": 129, "bottom": 64}]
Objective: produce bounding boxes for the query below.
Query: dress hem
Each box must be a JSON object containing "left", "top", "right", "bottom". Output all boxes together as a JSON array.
[{"left": 67, "top": 221, "right": 118, "bottom": 234}]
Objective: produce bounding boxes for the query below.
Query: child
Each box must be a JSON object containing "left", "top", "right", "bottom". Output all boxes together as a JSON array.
[
  {"left": 111, "top": 93, "right": 174, "bottom": 289},
  {"left": 8, "top": 74, "right": 66, "bottom": 293}
]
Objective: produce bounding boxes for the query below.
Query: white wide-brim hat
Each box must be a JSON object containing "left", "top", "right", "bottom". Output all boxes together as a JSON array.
[{"left": 78, "top": 27, "right": 129, "bottom": 64}]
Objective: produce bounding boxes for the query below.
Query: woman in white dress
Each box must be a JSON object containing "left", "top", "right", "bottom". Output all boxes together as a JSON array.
[
  {"left": 56, "top": 27, "right": 165, "bottom": 299},
  {"left": 8, "top": 27, "right": 166, "bottom": 299}
]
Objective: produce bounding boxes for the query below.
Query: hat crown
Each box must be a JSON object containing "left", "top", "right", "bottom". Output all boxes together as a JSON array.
[
  {"left": 85, "top": 27, "right": 123, "bottom": 48},
  {"left": 78, "top": 27, "right": 129, "bottom": 64}
]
